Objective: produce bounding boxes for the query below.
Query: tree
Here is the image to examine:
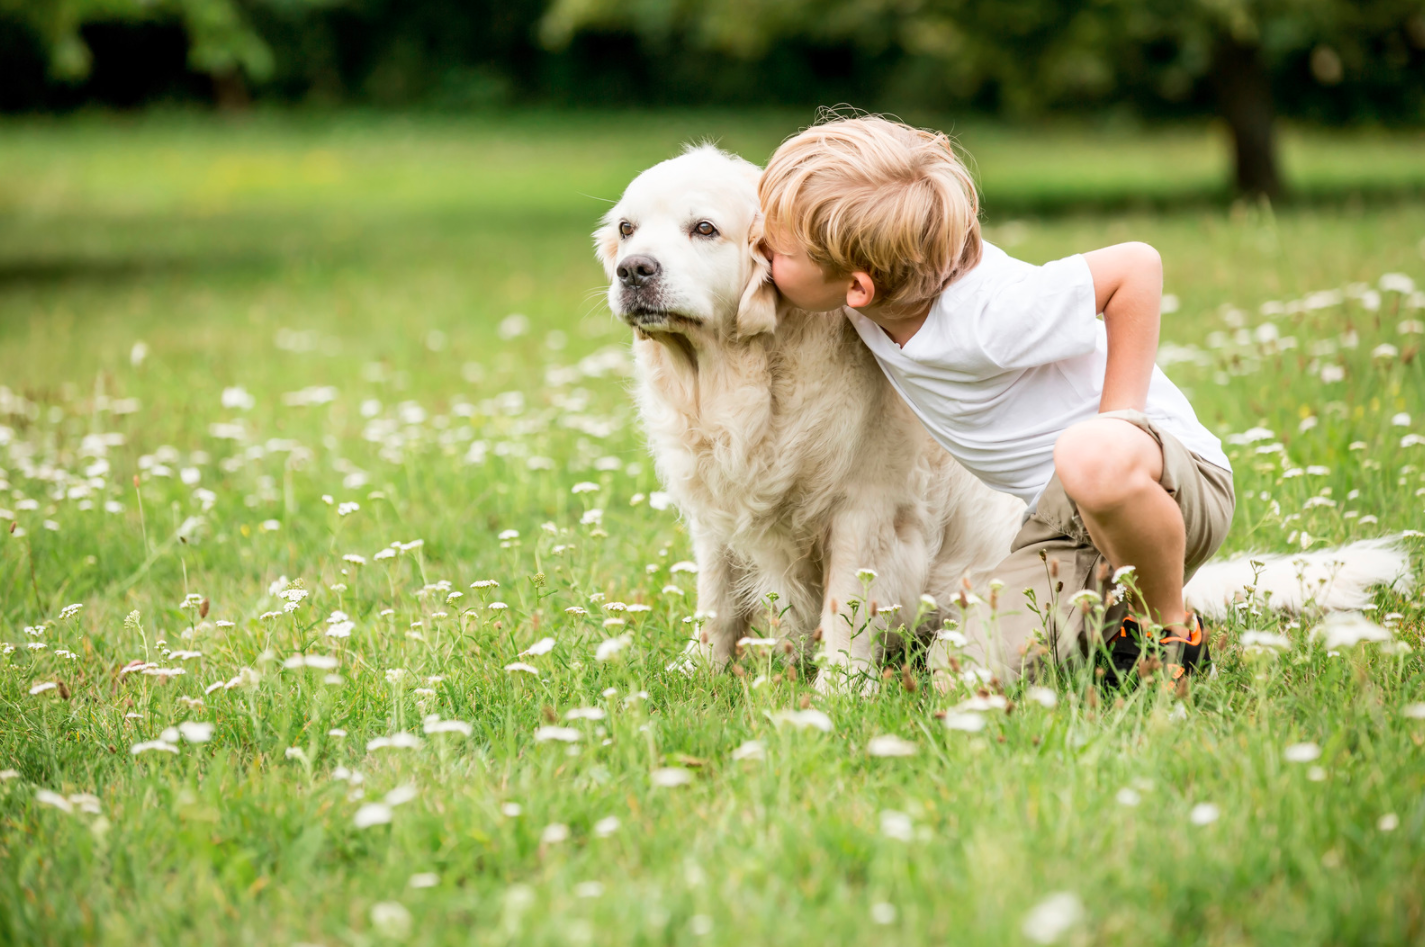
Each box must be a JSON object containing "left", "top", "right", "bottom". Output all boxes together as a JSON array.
[
  {"left": 540, "top": 0, "right": 1425, "bottom": 198},
  {"left": 1, "top": 0, "right": 333, "bottom": 107}
]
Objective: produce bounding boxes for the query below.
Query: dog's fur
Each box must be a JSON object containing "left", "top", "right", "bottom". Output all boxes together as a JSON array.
[{"left": 598, "top": 146, "right": 1413, "bottom": 684}]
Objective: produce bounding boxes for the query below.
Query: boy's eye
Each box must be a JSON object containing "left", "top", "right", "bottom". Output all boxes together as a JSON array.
[
  {"left": 693, "top": 221, "right": 717, "bottom": 237},
  {"left": 619, "top": 221, "right": 634, "bottom": 237}
]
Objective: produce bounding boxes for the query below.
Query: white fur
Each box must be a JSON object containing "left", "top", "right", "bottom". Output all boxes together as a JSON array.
[
  {"left": 598, "top": 146, "right": 1024, "bottom": 684},
  {"left": 1184, "top": 538, "right": 1413, "bottom": 621}
]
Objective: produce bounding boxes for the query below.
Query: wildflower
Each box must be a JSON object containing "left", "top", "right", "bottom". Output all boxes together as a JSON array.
[
  {"left": 540, "top": 823, "right": 570, "bottom": 844},
  {"left": 520, "top": 637, "right": 555, "bottom": 657},
  {"left": 1315, "top": 613, "right": 1392, "bottom": 650},
  {"left": 131, "top": 740, "right": 180, "bottom": 755},
  {"left": 942, "top": 712, "right": 987, "bottom": 733},
  {"left": 1379, "top": 813, "right": 1400, "bottom": 832},
  {"left": 534, "top": 726, "right": 580, "bottom": 743},
  {"left": 471, "top": 579, "right": 499, "bottom": 589},
  {"left": 1190, "top": 802, "right": 1220, "bottom": 825},
  {"left": 366, "top": 733, "right": 421, "bottom": 751},
  {"left": 408, "top": 872, "right": 439, "bottom": 889},
  {"left": 259, "top": 519, "right": 281, "bottom": 532},
  {"left": 59, "top": 603, "right": 83, "bottom": 620},
  {"left": 488, "top": 602, "right": 508, "bottom": 611},
  {"left": 35, "top": 789, "right": 76, "bottom": 813},
  {"left": 498, "top": 529, "right": 520, "bottom": 540},
  {"left": 1242, "top": 630, "right": 1291, "bottom": 652},
  {"left": 1402, "top": 703, "right": 1425, "bottom": 719},
  {"left": 565, "top": 707, "right": 606, "bottom": 721},
  {"left": 572, "top": 482, "right": 600, "bottom": 494},
  {"left": 772, "top": 708, "right": 833, "bottom": 733},
  {"left": 1284, "top": 742, "right": 1321, "bottom": 763},
  {"left": 602, "top": 618, "right": 625, "bottom": 628},
  {"left": 178, "top": 721, "right": 213, "bottom": 743},
  {"left": 1026, "top": 686, "right": 1058, "bottom": 708},
  {"left": 326, "top": 621, "right": 354, "bottom": 638},
  {"left": 367, "top": 902, "right": 412, "bottom": 943},
  {"left": 1115, "top": 788, "right": 1141, "bottom": 807},
  {"left": 669, "top": 561, "right": 697, "bottom": 574},
  {"left": 422, "top": 717, "right": 473, "bottom": 736},
  {"left": 28, "top": 682, "right": 57, "bottom": 696},
  {"left": 595, "top": 634, "right": 632, "bottom": 661},
  {"left": 564, "top": 606, "right": 589, "bottom": 616},
  {"left": 855, "top": 568, "right": 878, "bottom": 583},
  {"left": 879, "top": 810, "right": 914, "bottom": 841},
  {"left": 871, "top": 903, "right": 897, "bottom": 926},
  {"left": 593, "top": 816, "right": 621, "bottom": 837},
  {"left": 373, "top": 548, "right": 396, "bottom": 561},
  {"left": 866, "top": 735, "right": 917, "bottom": 758},
  {"left": 650, "top": 768, "right": 693, "bottom": 788},
  {"left": 504, "top": 662, "right": 539, "bottom": 675},
  {"left": 501, "top": 802, "right": 523, "bottom": 817},
  {"left": 385, "top": 668, "right": 411, "bottom": 685},
  {"left": 284, "top": 746, "right": 309, "bottom": 764},
  {"left": 661, "top": 585, "right": 683, "bottom": 596},
  {"left": 1021, "top": 892, "right": 1084, "bottom": 945}
]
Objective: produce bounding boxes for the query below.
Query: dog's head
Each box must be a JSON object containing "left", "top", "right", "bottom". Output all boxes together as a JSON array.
[{"left": 595, "top": 145, "right": 777, "bottom": 340}]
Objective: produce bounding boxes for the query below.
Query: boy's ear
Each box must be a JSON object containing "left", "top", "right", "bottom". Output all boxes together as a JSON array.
[
  {"left": 736, "top": 214, "right": 778, "bottom": 338},
  {"left": 593, "top": 218, "right": 620, "bottom": 279}
]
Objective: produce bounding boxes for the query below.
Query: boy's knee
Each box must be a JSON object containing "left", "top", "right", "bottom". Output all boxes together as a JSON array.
[{"left": 1054, "top": 420, "right": 1161, "bottom": 511}]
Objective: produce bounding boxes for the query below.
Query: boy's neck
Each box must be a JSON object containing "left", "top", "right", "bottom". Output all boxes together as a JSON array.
[{"left": 853, "top": 296, "right": 934, "bottom": 348}]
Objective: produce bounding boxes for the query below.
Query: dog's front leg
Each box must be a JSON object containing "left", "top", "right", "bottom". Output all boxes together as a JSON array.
[{"left": 686, "top": 532, "right": 751, "bottom": 668}]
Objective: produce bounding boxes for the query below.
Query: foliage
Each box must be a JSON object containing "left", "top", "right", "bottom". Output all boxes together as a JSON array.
[{"left": 1, "top": 114, "right": 1425, "bottom": 943}]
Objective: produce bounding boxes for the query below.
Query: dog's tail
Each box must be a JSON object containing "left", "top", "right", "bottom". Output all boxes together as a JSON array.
[{"left": 1184, "top": 537, "right": 1414, "bottom": 622}]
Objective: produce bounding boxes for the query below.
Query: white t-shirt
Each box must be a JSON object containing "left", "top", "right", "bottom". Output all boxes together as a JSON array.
[{"left": 847, "top": 242, "right": 1231, "bottom": 506}]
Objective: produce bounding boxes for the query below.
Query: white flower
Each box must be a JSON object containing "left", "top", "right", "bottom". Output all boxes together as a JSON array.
[
  {"left": 1115, "top": 788, "right": 1141, "bottom": 807},
  {"left": 1026, "top": 686, "right": 1058, "bottom": 708},
  {"left": 28, "top": 682, "right": 57, "bottom": 696},
  {"left": 855, "top": 568, "right": 878, "bottom": 583},
  {"left": 59, "top": 603, "right": 83, "bottom": 620},
  {"left": 648, "top": 492, "right": 672, "bottom": 510},
  {"left": 520, "top": 637, "right": 555, "bottom": 656},
  {"left": 574, "top": 881, "right": 604, "bottom": 899},
  {"left": 866, "top": 734, "right": 917, "bottom": 757},
  {"left": 259, "top": 519, "right": 281, "bottom": 532},
  {"left": 504, "top": 662, "right": 539, "bottom": 675},
  {"left": 540, "top": 822, "right": 570, "bottom": 844},
  {"left": 369, "top": 902, "right": 411, "bottom": 941},
  {"left": 871, "top": 903, "right": 897, "bottom": 926},
  {"left": 1242, "top": 630, "right": 1291, "bottom": 652},
  {"left": 1379, "top": 813, "right": 1400, "bottom": 832},
  {"left": 879, "top": 810, "right": 914, "bottom": 841},
  {"left": 337, "top": 501, "right": 360, "bottom": 516},
  {"left": 366, "top": 733, "right": 421, "bottom": 751},
  {"left": 1283, "top": 742, "right": 1321, "bottom": 763},
  {"left": 343, "top": 554, "right": 367, "bottom": 566},
  {"left": 178, "top": 721, "right": 213, "bottom": 743},
  {"left": 423, "top": 718, "right": 473, "bottom": 736},
  {"left": 131, "top": 740, "right": 180, "bottom": 755},
  {"left": 1190, "top": 802, "right": 1220, "bottom": 825},
  {"left": 501, "top": 802, "right": 523, "bottom": 817},
  {"left": 408, "top": 873, "right": 439, "bottom": 889},
  {"left": 471, "top": 579, "right": 499, "bottom": 589},
  {"left": 1315, "top": 612, "right": 1392, "bottom": 650},
  {"left": 650, "top": 767, "right": 693, "bottom": 788},
  {"left": 669, "top": 561, "right": 698, "bottom": 574},
  {"left": 593, "top": 815, "right": 621, "bottom": 837},
  {"left": 942, "top": 712, "right": 987, "bottom": 732},
  {"left": 772, "top": 708, "right": 834, "bottom": 733},
  {"left": 1401, "top": 703, "right": 1425, "bottom": 719},
  {"left": 1021, "top": 892, "right": 1085, "bottom": 945},
  {"left": 1067, "top": 589, "right": 1101, "bottom": 608},
  {"left": 565, "top": 606, "right": 589, "bottom": 616},
  {"left": 731, "top": 740, "right": 765, "bottom": 762},
  {"left": 595, "top": 634, "right": 632, "bottom": 661},
  {"left": 534, "top": 726, "right": 580, "bottom": 743},
  {"left": 34, "top": 789, "right": 74, "bottom": 813},
  {"left": 488, "top": 602, "right": 508, "bottom": 611},
  {"left": 326, "top": 621, "right": 354, "bottom": 638},
  {"left": 498, "top": 529, "right": 519, "bottom": 540},
  {"left": 1111, "top": 565, "right": 1135, "bottom": 582},
  {"left": 565, "top": 707, "right": 606, "bottom": 721},
  {"left": 572, "top": 482, "right": 600, "bottom": 494}
]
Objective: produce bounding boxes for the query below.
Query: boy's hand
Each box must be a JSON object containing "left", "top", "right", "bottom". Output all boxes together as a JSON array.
[{"left": 1083, "top": 242, "right": 1163, "bottom": 413}]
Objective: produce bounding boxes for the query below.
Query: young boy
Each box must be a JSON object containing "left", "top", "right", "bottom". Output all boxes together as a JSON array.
[{"left": 760, "top": 115, "right": 1234, "bottom": 679}]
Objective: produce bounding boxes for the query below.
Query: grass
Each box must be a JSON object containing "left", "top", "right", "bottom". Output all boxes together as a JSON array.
[{"left": 1, "top": 111, "right": 1425, "bottom": 946}]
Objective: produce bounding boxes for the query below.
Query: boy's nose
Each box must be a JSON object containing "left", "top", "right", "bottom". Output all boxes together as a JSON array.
[{"left": 617, "top": 255, "right": 661, "bottom": 287}]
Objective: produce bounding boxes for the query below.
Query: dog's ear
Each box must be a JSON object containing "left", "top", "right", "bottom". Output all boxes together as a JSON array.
[
  {"left": 736, "top": 215, "right": 777, "bottom": 338},
  {"left": 593, "top": 217, "right": 620, "bottom": 280}
]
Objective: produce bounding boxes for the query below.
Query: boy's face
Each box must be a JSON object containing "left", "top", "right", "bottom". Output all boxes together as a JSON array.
[{"left": 766, "top": 227, "right": 855, "bottom": 313}]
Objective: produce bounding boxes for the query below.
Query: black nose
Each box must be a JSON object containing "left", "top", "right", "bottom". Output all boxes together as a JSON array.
[{"left": 617, "top": 254, "right": 661, "bottom": 288}]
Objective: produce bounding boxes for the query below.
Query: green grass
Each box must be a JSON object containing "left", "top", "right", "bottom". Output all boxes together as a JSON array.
[{"left": 1, "top": 111, "right": 1425, "bottom": 946}]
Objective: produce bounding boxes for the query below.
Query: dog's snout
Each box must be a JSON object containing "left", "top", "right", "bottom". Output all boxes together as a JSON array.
[{"left": 617, "top": 254, "right": 661, "bottom": 288}]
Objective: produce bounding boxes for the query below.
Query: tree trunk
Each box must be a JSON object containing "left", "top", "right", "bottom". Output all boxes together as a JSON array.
[
  {"left": 1210, "top": 37, "right": 1283, "bottom": 199},
  {"left": 211, "top": 69, "right": 251, "bottom": 111}
]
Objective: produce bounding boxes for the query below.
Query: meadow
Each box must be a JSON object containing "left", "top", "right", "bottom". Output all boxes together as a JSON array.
[{"left": 1, "top": 111, "right": 1424, "bottom": 946}]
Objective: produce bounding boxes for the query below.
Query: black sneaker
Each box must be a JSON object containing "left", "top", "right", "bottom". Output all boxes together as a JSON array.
[{"left": 1101, "top": 613, "right": 1210, "bottom": 687}]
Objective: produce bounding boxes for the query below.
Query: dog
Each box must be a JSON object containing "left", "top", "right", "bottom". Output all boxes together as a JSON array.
[{"left": 597, "top": 145, "right": 1413, "bottom": 688}]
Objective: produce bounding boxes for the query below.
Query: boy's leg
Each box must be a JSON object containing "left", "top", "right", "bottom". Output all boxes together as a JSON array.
[{"left": 1053, "top": 417, "right": 1188, "bottom": 631}]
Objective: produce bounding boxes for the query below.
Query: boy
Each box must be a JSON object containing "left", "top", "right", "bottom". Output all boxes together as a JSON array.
[{"left": 760, "top": 115, "right": 1234, "bottom": 680}]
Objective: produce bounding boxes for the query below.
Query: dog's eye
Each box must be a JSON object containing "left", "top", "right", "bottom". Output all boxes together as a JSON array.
[
  {"left": 619, "top": 221, "right": 634, "bottom": 237},
  {"left": 693, "top": 221, "right": 717, "bottom": 237}
]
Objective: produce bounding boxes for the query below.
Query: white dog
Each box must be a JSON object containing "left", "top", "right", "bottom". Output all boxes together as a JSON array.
[{"left": 598, "top": 145, "right": 1412, "bottom": 686}]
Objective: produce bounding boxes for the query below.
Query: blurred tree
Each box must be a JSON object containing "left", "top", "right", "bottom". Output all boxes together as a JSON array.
[
  {"left": 0, "top": 0, "right": 335, "bottom": 107},
  {"left": 540, "top": 0, "right": 1425, "bottom": 197}
]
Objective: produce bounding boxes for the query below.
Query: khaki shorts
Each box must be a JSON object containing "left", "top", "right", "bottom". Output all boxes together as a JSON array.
[{"left": 953, "top": 409, "right": 1235, "bottom": 680}]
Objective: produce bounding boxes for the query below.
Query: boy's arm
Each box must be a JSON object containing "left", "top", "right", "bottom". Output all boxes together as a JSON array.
[{"left": 1083, "top": 242, "right": 1163, "bottom": 413}]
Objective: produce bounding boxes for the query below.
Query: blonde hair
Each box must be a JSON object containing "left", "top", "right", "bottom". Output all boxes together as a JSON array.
[{"left": 760, "top": 114, "right": 982, "bottom": 307}]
